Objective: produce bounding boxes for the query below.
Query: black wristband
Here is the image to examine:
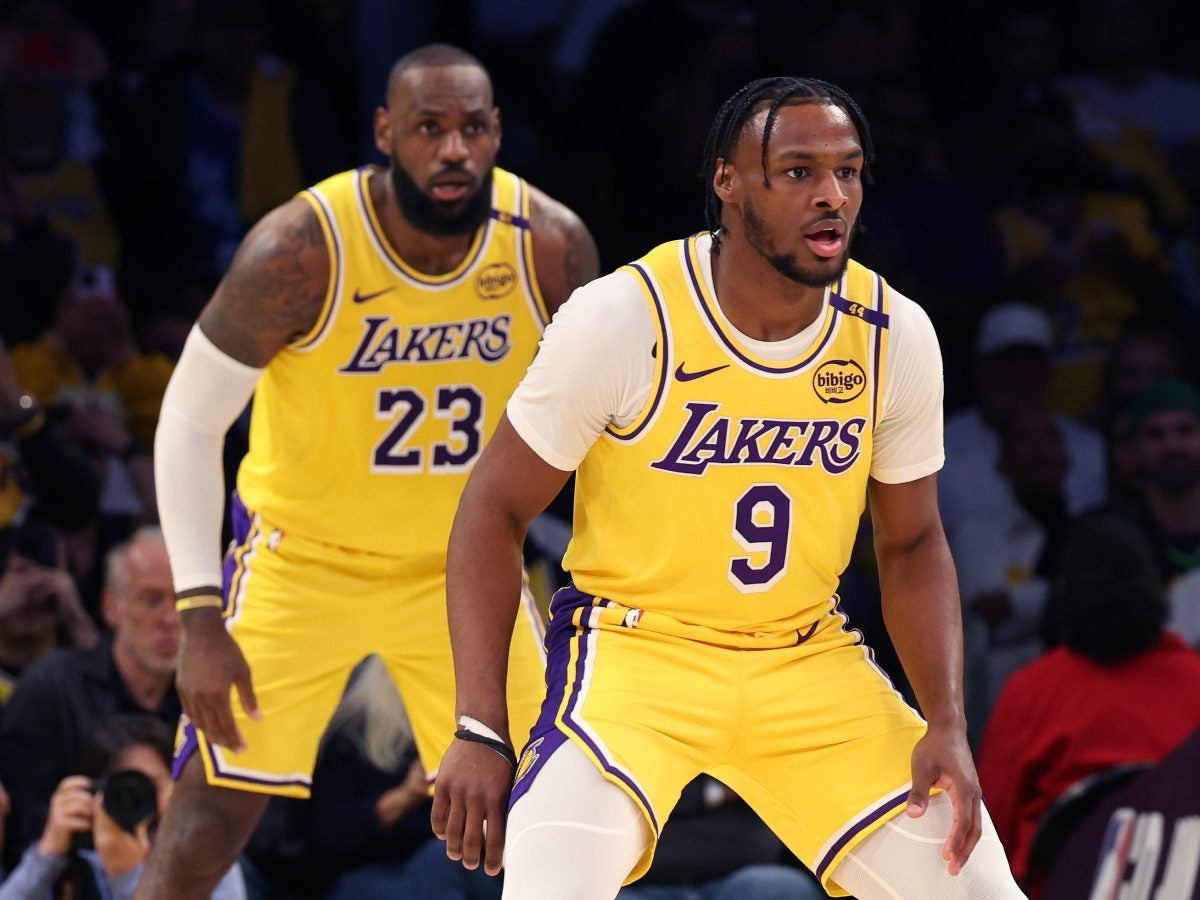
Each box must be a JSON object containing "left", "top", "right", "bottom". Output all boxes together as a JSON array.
[{"left": 454, "top": 729, "right": 518, "bottom": 767}]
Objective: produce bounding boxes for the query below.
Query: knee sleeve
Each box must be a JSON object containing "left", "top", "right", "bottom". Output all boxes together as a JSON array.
[
  {"left": 502, "top": 740, "right": 650, "bottom": 900},
  {"left": 831, "top": 793, "right": 1027, "bottom": 900}
]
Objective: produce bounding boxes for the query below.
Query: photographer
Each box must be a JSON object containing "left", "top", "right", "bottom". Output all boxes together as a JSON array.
[{"left": 0, "top": 712, "right": 244, "bottom": 899}]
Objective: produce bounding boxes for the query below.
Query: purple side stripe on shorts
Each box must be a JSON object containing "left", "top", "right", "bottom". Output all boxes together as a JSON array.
[
  {"left": 515, "top": 585, "right": 660, "bottom": 830},
  {"left": 172, "top": 718, "right": 200, "bottom": 780},
  {"left": 814, "top": 789, "right": 909, "bottom": 882}
]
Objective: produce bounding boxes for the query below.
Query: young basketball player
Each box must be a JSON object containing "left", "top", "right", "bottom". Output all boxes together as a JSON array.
[{"left": 433, "top": 76, "right": 1027, "bottom": 899}]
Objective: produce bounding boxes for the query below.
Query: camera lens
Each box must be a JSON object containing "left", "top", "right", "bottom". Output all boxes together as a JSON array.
[{"left": 101, "top": 770, "right": 158, "bottom": 832}]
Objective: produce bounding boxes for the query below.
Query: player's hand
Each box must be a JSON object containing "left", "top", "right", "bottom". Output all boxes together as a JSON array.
[
  {"left": 176, "top": 608, "right": 260, "bottom": 752},
  {"left": 431, "top": 738, "right": 515, "bottom": 877},
  {"left": 38, "top": 776, "right": 95, "bottom": 857},
  {"left": 906, "top": 722, "right": 981, "bottom": 876}
]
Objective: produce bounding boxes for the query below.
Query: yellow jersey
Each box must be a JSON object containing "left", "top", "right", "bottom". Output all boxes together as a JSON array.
[
  {"left": 564, "top": 235, "right": 890, "bottom": 639},
  {"left": 237, "top": 166, "right": 549, "bottom": 559}
]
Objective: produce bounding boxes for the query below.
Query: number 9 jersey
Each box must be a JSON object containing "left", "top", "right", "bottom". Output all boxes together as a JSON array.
[
  {"left": 237, "top": 165, "right": 550, "bottom": 561},
  {"left": 564, "top": 235, "right": 891, "bottom": 642}
]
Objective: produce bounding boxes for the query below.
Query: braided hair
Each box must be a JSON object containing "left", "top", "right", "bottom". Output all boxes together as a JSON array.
[{"left": 702, "top": 77, "right": 873, "bottom": 252}]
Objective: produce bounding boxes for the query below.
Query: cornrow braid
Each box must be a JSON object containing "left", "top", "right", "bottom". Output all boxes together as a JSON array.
[{"left": 701, "top": 76, "right": 874, "bottom": 252}]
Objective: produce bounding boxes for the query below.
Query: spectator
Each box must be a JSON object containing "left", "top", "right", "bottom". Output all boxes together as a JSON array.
[
  {"left": 0, "top": 712, "right": 244, "bottom": 899},
  {"left": 990, "top": 97, "right": 1173, "bottom": 418},
  {"left": 9, "top": 262, "right": 167, "bottom": 594},
  {"left": 976, "top": 513, "right": 1200, "bottom": 887},
  {"left": 0, "top": 334, "right": 102, "bottom": 534},
  {"left": 616, "top": 774, "right": 825, "bottom": 900},
  {"left": 951, "top": 409, "right": 1070, "bottom": 744},
  {"left": 1118, "top": 378, "right": 1200, "bottom": 647},
  {"left": 0, "top": 0, "right": 116, "bottom": 270},
  {"left": 0, "top": 780, "right": 8, "bottom": 880},
  {"left": 940, "top": 301, "right": 1106, "bottom": 539},
  {"left": 1120, "top": 378, "right": 1200, "bottom": 581},
  {"left": 107, "top": 0, "right": 337, "bottom": 309},
  {"left": 305, "top": 655, "right": 502, "bottom": 900},
  {"left": 0, "top": 527, "right": 179, "bottom": 867},
  {"left": 0, "top": 514, "right": 98, "bottom": 704}
]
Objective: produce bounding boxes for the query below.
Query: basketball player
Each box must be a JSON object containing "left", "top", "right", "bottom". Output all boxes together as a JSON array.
[
  {"left": 135, "top": 44, "right": 598, "bottom": 899},
  {"left": 433, "top": 77, "right": 1027, "bottom": 899}
]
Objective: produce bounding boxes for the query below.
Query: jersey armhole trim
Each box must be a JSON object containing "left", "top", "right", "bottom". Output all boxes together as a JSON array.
[
  {"left": 290, "top": 188, "right": 341, "bottom": 351},
  {"left": 605, "top": 263, "right": 669, "bottom": 441}
]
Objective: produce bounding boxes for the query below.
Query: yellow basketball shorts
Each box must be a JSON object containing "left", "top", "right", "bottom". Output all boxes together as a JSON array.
[
  {"left": 172, "top": 492, "right": 546, "bottom": 797},
  {"left": 510, "top": 585, "right": 927, "bottom": 897}
]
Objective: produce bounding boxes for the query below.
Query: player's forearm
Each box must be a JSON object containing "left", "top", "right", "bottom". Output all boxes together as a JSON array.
[
  {"left": 154, "top": 326, "right": 260, "bottom": 593},
  {"left": 877, "top": 530, "right": 967, "bottom": 729},
  {"left": 445, "top": 488, "right": 526, "bottom": 741}
]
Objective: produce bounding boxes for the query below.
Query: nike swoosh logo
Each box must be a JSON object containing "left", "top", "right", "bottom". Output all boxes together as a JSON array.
[
  {"left": 353, "top": 286, "right": 396, "bottom": 304},
  {"left": 674, "top": 362, "right": 730, "bottom": 382}
]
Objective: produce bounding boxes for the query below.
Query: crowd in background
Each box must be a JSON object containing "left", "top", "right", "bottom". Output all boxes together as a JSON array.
[{"left": 2, "top": 0, "right": 1200, "bottom": 896}]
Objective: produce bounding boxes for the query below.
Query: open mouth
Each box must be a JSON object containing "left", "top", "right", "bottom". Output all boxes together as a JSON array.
[
  {"left": 430, "top": 176, "right": 473, "bottom": 203},
  {"left": 804, "top": 224, "right": 844, "bottom": 259}
]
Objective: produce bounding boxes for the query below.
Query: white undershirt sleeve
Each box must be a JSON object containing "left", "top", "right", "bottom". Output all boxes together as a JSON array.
[
  {"left": 154, "top": 325, "right": 263, "bottom": 593},
  {"left": 871, "top": 290, "right": 946, "bottom": 484},
  {"left": 506, "top": 270, "right": 657, "bottom": 471}
]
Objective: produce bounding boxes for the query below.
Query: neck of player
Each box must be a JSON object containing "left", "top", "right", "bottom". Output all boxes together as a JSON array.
[{"left": 710, "top": 238, "right": 827, "bottom": 343}]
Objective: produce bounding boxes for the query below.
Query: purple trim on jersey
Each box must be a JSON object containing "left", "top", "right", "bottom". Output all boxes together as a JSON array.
[
  {"left": 292, "top": 186, "right": 343, "bottom": 350},
  {"left": 510, "top": 179, "right": 547, "bottom": 328},
  {"left": 870, "top": 275, "right": 884, "bottom": 426},
  {"left": 521, "top": 585, "right": 660, "bottom": 831},
  {"left": 815, "top": 790, "right": 908, "bottom": 882},
  {"left": 605, "top": 263, "right": 670, "bottom": 442},
  {"left": 355, "top": 170, "right": 492, "bottom": 287},
  {"left": 172, "top": 718, "right": 200, "bottom": 780},
  {"left": 508, "top": 729, "right": 567, "bottom": 809},
  {"left": 221, "top": 492, "right": 252, "bottom": 608},
  {"left": 828, "top": 291, "right": 890, "bottom": 329},
  {"left": 489, "top": 208, "right": 531, "bottom": 230},
  {"left": 171, "top": 716, "right": 312, "bottom": 791},
  {"left": 685, "top": 237, "right": 838, "bottom": 374}
]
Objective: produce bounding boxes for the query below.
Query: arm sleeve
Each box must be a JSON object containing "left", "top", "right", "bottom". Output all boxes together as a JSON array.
[
  {"left": 506, "top": 270, "right": 656, "bottom": 471},
  {"left": 871, "top": 290, "right": 945, "bottom": 484},
  {"left": 153, "top": 326, "right": 262, "bottom": 592},
  {"left": 0, "top": 843, "right": 67, "bottom": 899}
]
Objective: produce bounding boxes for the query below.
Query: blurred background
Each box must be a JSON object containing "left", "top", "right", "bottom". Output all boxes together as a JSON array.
[{"left": 2, "top": 0, "right": 1200, "bottom": 897}]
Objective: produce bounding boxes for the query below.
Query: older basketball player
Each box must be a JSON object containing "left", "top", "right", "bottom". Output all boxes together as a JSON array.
[
  {"left": 137, "top": 44, "right": 597, "bottom": 899},
  {"left": 433, "top": 77, "right": 1026, "bottom": 899}
]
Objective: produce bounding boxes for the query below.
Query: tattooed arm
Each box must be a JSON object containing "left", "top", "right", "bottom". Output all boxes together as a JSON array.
[
  {"left": 527, "top": 186, "right": 599, "bottom": 318},
  {"left": 154, "top": 198, "right": 330, "bottom": 752},
  {"left": 198, "top": 198, "right": 331, "bottom": 365}
]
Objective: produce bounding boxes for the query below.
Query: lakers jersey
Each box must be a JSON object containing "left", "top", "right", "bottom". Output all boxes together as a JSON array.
[
  {"left": 563, "top": 235, "right": 890, "bottom": 638},
  {"left": 237, "top": 166, "right": 548, "bottom": 558}
]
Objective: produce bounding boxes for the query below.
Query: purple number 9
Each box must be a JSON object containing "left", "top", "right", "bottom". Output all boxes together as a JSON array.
[{"left": 729, "top": 484, "right": 792, "bottom": 592}]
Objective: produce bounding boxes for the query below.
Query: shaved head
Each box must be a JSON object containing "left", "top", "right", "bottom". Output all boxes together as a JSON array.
[{"left": 386, "top": 43, "right": 492, "bottom": 104}]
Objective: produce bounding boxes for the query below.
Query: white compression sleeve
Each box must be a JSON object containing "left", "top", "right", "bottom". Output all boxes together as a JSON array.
[
  {"left": 154, "top": 325, "right": 262, "bottom": 593},
  {"left": 503, "top": 740, "right": 649, "bottom": 900},
  {"left": 831, "top": 793, "right": 1027, "bottom": 899}
]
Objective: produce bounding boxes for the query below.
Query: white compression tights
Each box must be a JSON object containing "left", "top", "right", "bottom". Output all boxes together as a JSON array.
[{"left": 501, "top": 740, "right": 1026, "bottom": 900}]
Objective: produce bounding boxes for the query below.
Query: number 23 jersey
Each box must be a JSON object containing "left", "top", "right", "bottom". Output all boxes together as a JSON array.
[{"left": 237, "top": 166, "right": 549, "bottom": 559}]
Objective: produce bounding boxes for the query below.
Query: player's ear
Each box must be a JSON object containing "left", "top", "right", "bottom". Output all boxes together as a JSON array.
[
  {"left": 373, "top": 107, "right": 392, "bottom": 157},
  {"left": 712, "top": 158, "right": 738, "bottom": 204}
]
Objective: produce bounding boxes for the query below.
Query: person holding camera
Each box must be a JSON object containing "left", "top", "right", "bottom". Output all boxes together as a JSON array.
[
  {"left": 0, "top": 514, "right": 98, "bottom": 704},
  {"left": 0, "top": 528, "right": 179, "bottom": 869},
  {"left": 0, "top": 713, "right": 244, "bottom": 899}
]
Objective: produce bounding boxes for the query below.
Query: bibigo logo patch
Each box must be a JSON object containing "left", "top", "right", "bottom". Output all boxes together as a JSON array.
[
  {"left": 476, "top": 262, "right": 517, "bottom": 299},
  {"left": 812, "top": 359, "right": 866, "bottom": 404}
]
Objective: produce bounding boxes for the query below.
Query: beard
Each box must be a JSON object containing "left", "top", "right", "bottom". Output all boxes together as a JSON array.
[
  {"left": 391, "top": 158, "right": 493, "bottom": 237},
  {"left": 742, "top": 200, "right": 852, "bottom": 288}
]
